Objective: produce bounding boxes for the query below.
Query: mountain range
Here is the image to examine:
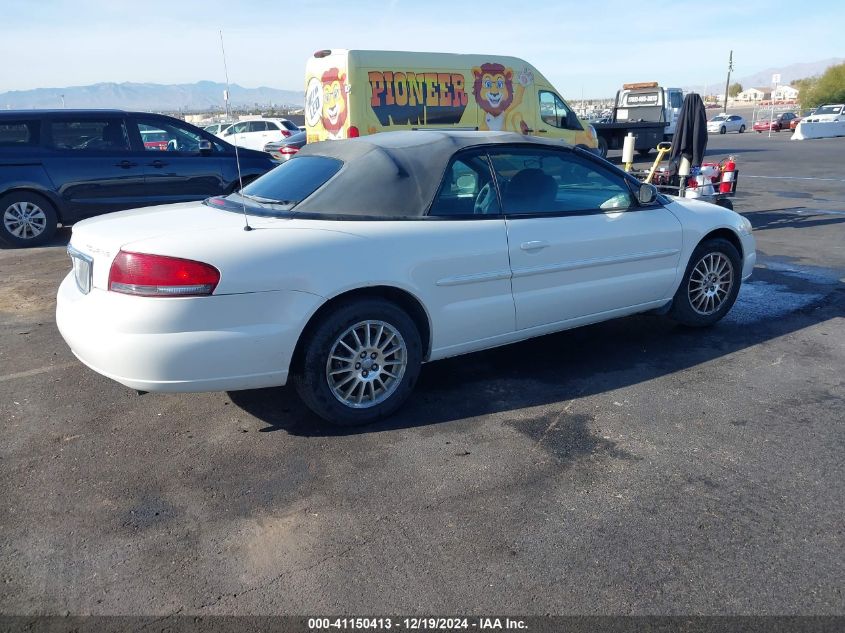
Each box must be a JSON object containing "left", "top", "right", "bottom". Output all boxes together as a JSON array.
[
  {"left": 690, "top": 57, "right": 844, "bottom": 93},
  {"left": 1, "top": 58, "right": 842, "bottom": 110},
  {"left": 0, "top": 81, "right": 304, "bottom": 111}
]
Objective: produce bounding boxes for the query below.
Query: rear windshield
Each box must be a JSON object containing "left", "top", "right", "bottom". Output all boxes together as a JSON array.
[
  {"left": 234, "top": 156, "right": 342, "bottom": 213},
  {"left": 281, "top": 120, "right": 300, "bottom": 131},
  {"left": 815, "top": 105, "right": 843, "bottom": 115},
  {"left": 0, "top": 120, "right": 40, "bottom": 146}
]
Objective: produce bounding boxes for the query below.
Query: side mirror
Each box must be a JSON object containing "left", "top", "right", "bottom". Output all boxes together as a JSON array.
[
  {"left": 198, "top": 139, "right": 212, "bottom": 154},
  {"left": 638, "top": 182, "right": 657, "bottom": 205}
]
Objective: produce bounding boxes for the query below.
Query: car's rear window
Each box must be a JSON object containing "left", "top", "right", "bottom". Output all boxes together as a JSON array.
[
  {"left": 281, "top": 120, "right": 300, "bottom": 131},
  {"left": 0, "top": 121, "right": 40, "bottom": 147},
  {"left": 236, "top": 156, "right": 342, "bottom": 213}
]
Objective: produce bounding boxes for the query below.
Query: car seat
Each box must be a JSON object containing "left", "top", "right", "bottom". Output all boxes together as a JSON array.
[
  {"left": 101, "top": 123, "right": 127, "bottom": 149},
  {"left": 503, "top": 168, "right": 557, "bottom": 213}
]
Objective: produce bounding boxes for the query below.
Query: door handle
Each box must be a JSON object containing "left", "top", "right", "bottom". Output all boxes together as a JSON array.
[
  {"left": 147, "top": 160, "right": 169, "bottom": 168},
  {"left": 520, "top": 240, "right": 550, "bottom": 251},
  {"left": 114, "top": 160, "right": 138, "bottom": 168},
  {"left": 537, "top": 129, "right": 549, "bottom": 133}
]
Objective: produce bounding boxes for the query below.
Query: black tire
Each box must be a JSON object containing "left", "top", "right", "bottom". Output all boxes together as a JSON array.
[
  {"left": 0, "top": 191, "right": 58, "bottom": 248},
  {"left": 637, "top": 148, "right": 651, "bottom": 157},
  {"left": 719, "top": 126, "right": 727, "bottom": 135},
  {"left": 739, "top": 125, "right": 746, "bottom": 133},
  {"left": 668, "top": 238, "right": 742, "bottom": 327},
  {"left": 597, "top": 136, "right": 608, "bottom": 159},
  {"left": 293, "top": 298, "right": 423, "bottom": 425}
]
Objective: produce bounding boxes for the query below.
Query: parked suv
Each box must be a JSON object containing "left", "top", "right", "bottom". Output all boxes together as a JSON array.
[
  {"left": 219, "top": 118, "right": 300, "bottom": 151},
  {"left": 0, "top": 110, "right": 277, "bottom": 247}
]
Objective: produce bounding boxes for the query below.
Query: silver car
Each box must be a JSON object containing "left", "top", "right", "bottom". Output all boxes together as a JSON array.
[{"left": 707, "top": 114, "right": 746, "bottom": 134}]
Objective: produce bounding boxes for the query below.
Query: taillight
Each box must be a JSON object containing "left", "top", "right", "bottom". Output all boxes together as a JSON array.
[
  {"left": 348, "top": 126, "right": 360, "bottom": 138},
  {"left": 280, "top": 146, "right": 299, "bottom": 154},
  {"left": 280, "top": 130, "right": 292, "bottom": 137},
  {"left": 108, "top": 251, "right": 220, "bottom": 297}
]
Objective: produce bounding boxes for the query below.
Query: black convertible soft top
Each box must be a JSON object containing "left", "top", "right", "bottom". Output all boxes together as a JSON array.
[{"left": 291, "top": 130, "right": 573, "bottom": 217}]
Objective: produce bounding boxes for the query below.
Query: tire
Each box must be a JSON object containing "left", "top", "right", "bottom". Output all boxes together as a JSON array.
[
  {"left": 668, "top": 238, "right": 742, "bottom": 327},
  {"left": 0, "top": 191, "right": 58, "bottom": 248},
  {"left": 293, "top": 298, "right": 423, "bottom": 425},
  {"left": 597, "top": 136, "right": 608, "bottom": 159},
  {"left": 637, "top": 148, "right": 651, "bottom": 157},
  {"left": 719, "top": 126, "right": 726, "bottom": 135},
  {"left": 739, "top": 125, "right": 745, "bottom": 133}
]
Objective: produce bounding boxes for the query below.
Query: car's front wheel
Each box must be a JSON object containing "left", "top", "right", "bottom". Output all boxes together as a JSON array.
[
  {"left": 0, "top": 191, "right": 58, "bottom": 248},
  {"left": 293, "top": 298, "right": 423, "bottom": 425},
  {"left": 669, "top": 238, "right": 742, "bottom": 327},
  {"left": 720, "top": 126, "right": 727, "bottom": 134}
]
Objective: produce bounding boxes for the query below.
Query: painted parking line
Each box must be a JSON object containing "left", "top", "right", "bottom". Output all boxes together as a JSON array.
[
  {"left": 742, "top": 175, "right": 845, "bottom": 183},
  {"left": 0, "top": 362, "right": 77, "bottom": 383}
]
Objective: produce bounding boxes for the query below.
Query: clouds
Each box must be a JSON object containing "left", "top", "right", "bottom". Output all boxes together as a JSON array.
[{"left": 0, "top": 0, "right": 840, "bottom": 97}]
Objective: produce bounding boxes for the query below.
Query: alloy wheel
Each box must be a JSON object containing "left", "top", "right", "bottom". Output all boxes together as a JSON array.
[
  {"left": 4, "top": 201, "right": 47, "bottom": 240},
  {"left": 688, "top": 252, "right": 734, "bottom": 315},
  {"left": 325, "top": 320, "right": 408, "bottom": 409}
]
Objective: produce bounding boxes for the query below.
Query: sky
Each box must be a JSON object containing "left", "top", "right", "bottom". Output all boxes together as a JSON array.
[{"left": 1, "top": 0, "right": 842, "bottom": 98}]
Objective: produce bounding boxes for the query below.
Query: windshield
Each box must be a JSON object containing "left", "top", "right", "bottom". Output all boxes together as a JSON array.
[
  {"left": 815, "top": 105, "right": 843, "bottom": 115},
  {"left": 230, "top": 156, "right": 342, "bottom": 214},
  {"left": 710, "top": 115, "right": 726, "bottom": 121}
]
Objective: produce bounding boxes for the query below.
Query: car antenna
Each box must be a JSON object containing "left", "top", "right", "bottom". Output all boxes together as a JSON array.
[{"left": 219, "top": 29, "right": 252, "bottom": 232}]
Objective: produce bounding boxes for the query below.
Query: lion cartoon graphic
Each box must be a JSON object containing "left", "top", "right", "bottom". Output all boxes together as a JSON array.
[
  {"left": 472, "top": 64, "right": 533, "bottom": 133},
  {"left": 320, "top": 68, "right": 349, "bottom": 139}
]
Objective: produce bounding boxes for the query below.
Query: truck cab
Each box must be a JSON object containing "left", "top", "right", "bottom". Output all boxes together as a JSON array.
[{"left": 615, "top": 83, "right": 684, "bottom": 138}]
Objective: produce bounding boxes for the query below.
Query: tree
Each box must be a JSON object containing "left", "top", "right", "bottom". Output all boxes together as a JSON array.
[
  {"left": 795, "top": 63, "right": 845, "bottom": 110},
  {"left": 728, "top": 82, "right": 743, "bottom": 97}
]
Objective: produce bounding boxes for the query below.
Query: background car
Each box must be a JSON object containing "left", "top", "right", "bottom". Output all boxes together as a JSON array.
[
  {"left": 263, "top": 130, "right": 307, "bottom": 161},
  {"left": 707, "top": 113, "right": 746, "bottom": 134},
  {"left": 0, "top": 110, "right": 277, "bottom": 247},
  {"left": 753, "top": 112, "right": 797, "bottom": 132},
  {"left": 803, "top": 104, "right": 844, "bottom": 122},
  {"left": 790, "top": 110, "right": 815, "bottom": 130},
  {"left": 57, "top": 130, "right": 755, "bottom": 425},
  {"left": 203, "top": 122, "right": 233, "bottom": 136},
  {"left": 219, "top": 118, "right": 300, "bottom": 151}
]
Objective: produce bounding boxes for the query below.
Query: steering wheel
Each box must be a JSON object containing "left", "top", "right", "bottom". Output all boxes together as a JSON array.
[{"left": 474, "top": 182, "right": 496, "bottom": 214}]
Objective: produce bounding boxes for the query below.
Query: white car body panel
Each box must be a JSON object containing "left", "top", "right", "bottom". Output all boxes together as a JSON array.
[{"left": 57, "top": 195, "right": 754, "bottom": 393}]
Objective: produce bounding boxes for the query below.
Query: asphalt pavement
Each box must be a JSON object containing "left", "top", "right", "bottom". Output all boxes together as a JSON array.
[{"left": 1, "top": 132, "right": 843, "bottom": 617}]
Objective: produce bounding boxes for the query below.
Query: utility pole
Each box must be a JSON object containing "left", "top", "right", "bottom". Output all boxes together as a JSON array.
[
  {"left": 723, "top": 50, "right": 733, "bottom": 113},
  {"left": 60, "top": 94, "right": 65, "bottom": 108}
]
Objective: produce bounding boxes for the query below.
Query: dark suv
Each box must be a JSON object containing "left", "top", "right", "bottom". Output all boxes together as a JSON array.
[{"left": 0, "top": 110, "right": 277, "bottom": 247}]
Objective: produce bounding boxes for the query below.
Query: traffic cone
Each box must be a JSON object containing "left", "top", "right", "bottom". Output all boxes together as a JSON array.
[{"left": 720, "top": 156, "right": 737, "bottom": 194}]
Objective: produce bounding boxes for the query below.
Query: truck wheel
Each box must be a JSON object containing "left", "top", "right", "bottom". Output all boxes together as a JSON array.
[
  {"left": 597, "top": 136, "right": 608, "bottom": 159},
  {"left": 0, "top": 191, "right": 58, "bottom": 248}
]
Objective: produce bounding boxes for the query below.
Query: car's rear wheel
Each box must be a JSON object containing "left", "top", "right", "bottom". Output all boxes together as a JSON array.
[
  {"left": 293, "top": 298, "right": 422, "bottom": 425},
  {"left": 0, "top": 191, "right": 58, "bottom": 248},
  {"left": 668, "top": 238, "right": 741, "bottom": 327},
  {"left": 739, "top": 125, "right": 746, "bottom": 133},
  {"left": 719, "top": 126, "right": 726, "bottom": 134}
]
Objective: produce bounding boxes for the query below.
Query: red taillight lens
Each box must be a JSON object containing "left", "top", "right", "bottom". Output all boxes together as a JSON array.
[
  {"left": 280, "top": 146, "right": 299, "bottom": 154},
  {"left": 280, "top": 130, "right": 292, "bottom": 137},
  {"left": 108, "top": 251, "right": 220, "bottom": 297},
  {"left": 348, "top": 125, "right": 360, "bottom": 138}
]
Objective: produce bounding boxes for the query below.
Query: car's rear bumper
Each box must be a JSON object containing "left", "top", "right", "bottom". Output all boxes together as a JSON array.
[{"left": 56, "top": 274, "right": 322, "bottom": 393}]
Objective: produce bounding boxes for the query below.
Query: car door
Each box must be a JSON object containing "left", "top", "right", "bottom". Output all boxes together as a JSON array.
[
  {"left": 424, "top": 149, "right": 515, "bottom": 348},
  {"left": 220, "top": 121, "right": 249, "bottom": 148},
  {"left": 490, "top": 146, "right": 683, "bottom": 330},
  {"left": 128, "top": 115, "right": 226, "bottom": 204},
  {"left": 40, "top": 115, "right": 147, "bottom": 221}
]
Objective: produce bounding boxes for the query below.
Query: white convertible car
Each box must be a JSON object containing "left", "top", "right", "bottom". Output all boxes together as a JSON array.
[{"left": 57, "top": 131, "right": 755, "bottom": 424}]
